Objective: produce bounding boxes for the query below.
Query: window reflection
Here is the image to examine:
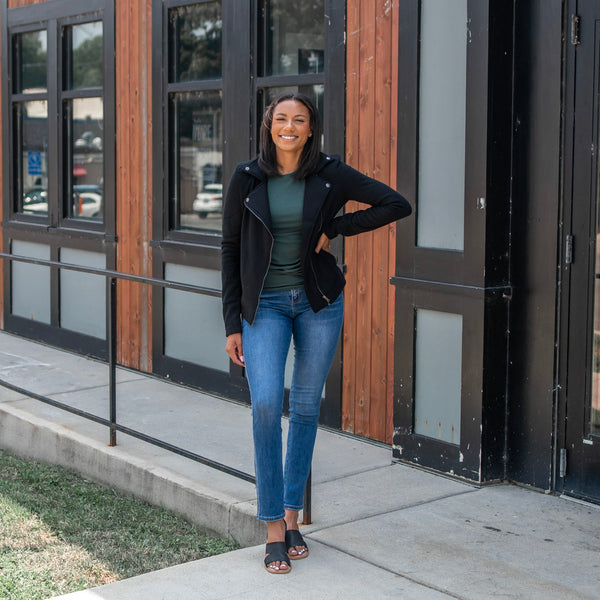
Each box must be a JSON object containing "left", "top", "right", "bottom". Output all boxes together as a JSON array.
[
  {"left": 18, "top": 101, "right": 49, "bottom": 216},
  {"left": 170, "top": 2, "right": 222, "bottom": 82},
  {"left": 66, "top": 98, "right": 104, "bottom": 220},
  {"left": 171, "top": 91, "right": 223, "bottom": 232},
  {"left": 15, "top": 30, "right": 47, "bottom": 94},
  {"left": 264, "top": 0, "right": 324, "bottom": 76},
  {"left": 67, "top": 22, "right": 103, "bottom": 89}
]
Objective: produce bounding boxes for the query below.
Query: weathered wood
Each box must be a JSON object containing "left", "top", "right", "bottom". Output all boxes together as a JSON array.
[
  {"left": 342, "top": 0, "right": 361, "bottom": 433},
  {"left": 115, "top": 0, "right": 152, "bottom": 371},
  {"left": 344, "top": 0, "right": 399, "bottom": 442},
  {"left": 369, "top": 0, "right": 393, "bottom": 442}
]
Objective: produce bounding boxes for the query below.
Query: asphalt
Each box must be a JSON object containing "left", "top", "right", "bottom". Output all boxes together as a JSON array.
[{"left": 0, "top": 330, "right": 598, "bottom": 600}]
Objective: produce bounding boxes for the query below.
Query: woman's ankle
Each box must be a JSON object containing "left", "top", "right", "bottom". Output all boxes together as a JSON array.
[
  {"left": 284, "top": 509, "right": 300, "bottom": 530},
  {"left": 266, "top": 518, "right": 286, "bottom": 542}
]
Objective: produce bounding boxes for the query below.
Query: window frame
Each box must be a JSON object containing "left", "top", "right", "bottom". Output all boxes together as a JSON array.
[
  {"left": 151, "top": 0, "right": 345, "bottom": 420},
  {"left": 1, "top": 0, "right": 116, "bottom": 359},
  {"left": 2, "top": 0, "right": 116, "bottom": 242},
  {"left": 392, "top": 0, "right": 513, "bottom": 481}
]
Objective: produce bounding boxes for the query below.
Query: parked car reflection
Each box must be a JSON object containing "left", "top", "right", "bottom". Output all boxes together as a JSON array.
[
  {"left": 22, "top": 185, "right": 103, "bottom": 220},
  {"left": 22, "top": 188, "right": 48, "bottom": 215},
  {"left": 192, "top": 183, "right": 222, "bottom": 218},
  {"left": 73, "top": 184, "right": 102, "bottom": 219}
]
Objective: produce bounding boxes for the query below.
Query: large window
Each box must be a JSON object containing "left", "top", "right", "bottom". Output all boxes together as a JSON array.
[
  {"left": 152, "top": 0, "right": 344, "bottom": 398},
  {"left": 168, "top": 2, "right": 223, "bottom": 233},
  {"left": 159, "top": 0, "right": 338, "bottom": 240},
  {"left": 9, "top": 16, "right": 107, "bottom": 227},
  {"left": 63, "top": 22, "right": 105, "bottom": 223},
  {"left": 2, "top": 0, "right": 115, "bottom": 358},
  {"left": 13, "top": 30, "right": 48, "bottom": 216}
]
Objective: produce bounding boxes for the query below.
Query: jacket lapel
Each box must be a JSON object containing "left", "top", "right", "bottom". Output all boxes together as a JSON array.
[
  {"left": 243, "top": 160, "right": 272, "bottom": 231},
  {"left": 246, "top": 181, "right": 272, "bottom": 231}
]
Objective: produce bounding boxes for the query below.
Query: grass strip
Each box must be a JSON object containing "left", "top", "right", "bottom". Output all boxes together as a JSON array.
[{"left": 0, "top": 449, "right": 238, "bottom": 600}]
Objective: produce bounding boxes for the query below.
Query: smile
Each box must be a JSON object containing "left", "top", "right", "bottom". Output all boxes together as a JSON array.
[{"left": 279, "top": 135, "right": 297, "bottom": 140}]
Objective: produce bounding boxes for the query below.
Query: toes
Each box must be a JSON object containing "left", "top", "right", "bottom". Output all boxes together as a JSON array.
[{"left": 267, "top": 560, "right": 289, "bottom": 572}]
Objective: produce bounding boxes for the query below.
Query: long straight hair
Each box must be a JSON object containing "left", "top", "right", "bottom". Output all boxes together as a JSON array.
[{"left": 258, "top": 93, "right": 322, "bottom": 180}]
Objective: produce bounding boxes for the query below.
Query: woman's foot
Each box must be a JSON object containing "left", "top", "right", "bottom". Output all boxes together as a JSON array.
[
  {"left": 284, "top": 509, "right": 309, "bottom": 559},
  {"left": 264, "top": 519, "right": 291, "bottom": 574}
]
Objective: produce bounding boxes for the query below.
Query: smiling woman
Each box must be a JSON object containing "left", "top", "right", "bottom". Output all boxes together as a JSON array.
[
  {"left": 221, "top": 92, "right": 411, "bottom": 573},
  {"left": 269, "top": 101, "right": 313, "bottom": 169}
]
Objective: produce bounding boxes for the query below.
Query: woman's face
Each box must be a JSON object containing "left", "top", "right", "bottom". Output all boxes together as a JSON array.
[{"left": 270, "top": 99, "right": 312, "bottom": 160}]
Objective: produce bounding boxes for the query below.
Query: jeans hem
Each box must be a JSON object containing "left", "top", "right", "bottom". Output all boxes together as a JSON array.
[
  {"left": 257, "top": 513, "right": 286, "bottom": 523},
  {"left": 284, "top": 504, "right": 303, "bottom": 511}
]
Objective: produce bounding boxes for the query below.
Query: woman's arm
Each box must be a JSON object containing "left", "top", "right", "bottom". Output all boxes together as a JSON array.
[
  {"left": 221, "top": 170, "right": 247, "bottom": 337},
  {"left": 323, "top": 161, "right": 412, "bottom": 240}
]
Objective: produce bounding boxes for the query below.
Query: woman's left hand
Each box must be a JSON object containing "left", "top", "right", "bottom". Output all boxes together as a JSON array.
[{"left": 315, "top": 233, "right": 331, "bottom": 254}]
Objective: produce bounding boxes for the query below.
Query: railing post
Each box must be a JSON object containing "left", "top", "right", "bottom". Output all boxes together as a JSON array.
[
  {"left": 302, "top": 469, "right": 312, "bottom": 525},
  {"left": 108, "top": 276, "right": 117, "bottom": 446}
]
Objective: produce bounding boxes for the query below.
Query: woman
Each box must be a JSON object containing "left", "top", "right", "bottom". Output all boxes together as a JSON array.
[{"left": 221, "top": 93, "right": 411, "bottom": 574}]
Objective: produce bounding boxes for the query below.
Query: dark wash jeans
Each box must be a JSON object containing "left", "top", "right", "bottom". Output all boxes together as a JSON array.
[{"left": 242, "top": 288, "right": 344, "bottom": 521}]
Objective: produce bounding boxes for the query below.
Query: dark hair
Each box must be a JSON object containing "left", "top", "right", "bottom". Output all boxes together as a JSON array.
[{"left": 258, "top": 93, "right": 322, "bottom": 180}]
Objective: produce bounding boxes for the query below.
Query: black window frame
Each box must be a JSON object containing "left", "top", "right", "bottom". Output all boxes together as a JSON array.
[
  {"left": 392, "top": 0, "right": 513, "bottom": 482},
  {"left": 151, "top": 0, "right": 346, "bottom": 421},
  {"left": 1, "top": 0, "right": 116, "bottom": 358}
]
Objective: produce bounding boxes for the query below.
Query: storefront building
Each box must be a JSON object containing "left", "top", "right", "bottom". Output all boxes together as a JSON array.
[{"left": 0, "top": 0, "right": 598, "bottom": 504}]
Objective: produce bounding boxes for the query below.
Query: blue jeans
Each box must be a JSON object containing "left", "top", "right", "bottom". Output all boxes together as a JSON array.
[{"left": 242, "top": 288, "right": 344, "bottom": 522}]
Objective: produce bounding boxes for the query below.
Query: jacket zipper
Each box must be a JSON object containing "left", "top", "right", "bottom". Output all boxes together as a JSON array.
[
  {"left": 246, "top": 200, "right": 274, "bottom": 323},
  {"left": 311, "top": 211, "right": 331, "bottom": 304}
]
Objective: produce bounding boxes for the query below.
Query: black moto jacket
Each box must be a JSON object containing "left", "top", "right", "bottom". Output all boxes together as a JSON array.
[{"left": 221, "top": 153, "right": 412, "bottom": 336}]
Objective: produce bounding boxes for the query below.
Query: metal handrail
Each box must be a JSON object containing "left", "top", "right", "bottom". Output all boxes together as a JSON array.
[{"left": 0, "top": 251, "right": 312, "bottom": 523}]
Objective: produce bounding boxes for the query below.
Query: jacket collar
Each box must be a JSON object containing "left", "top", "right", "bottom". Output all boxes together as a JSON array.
[
  {"left": 239, "top": 152, "right": 338, "bottom": 181},
  {"left": 243, "top": 153, "right": 337, "bottom": 236}
]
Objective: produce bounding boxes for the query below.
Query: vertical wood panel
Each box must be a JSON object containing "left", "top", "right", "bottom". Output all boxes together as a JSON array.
[
  {"left": 353, "top": 0, "right": 376, "bottom": 437},
  {"left": 116, "top": 0, "right": 152, "bottom": 372},
  {"left": 369, "top": 0, "right": 393, "bottom": 441},
  {"left": 344, "top": 0, "right": 399, "bottom": 442},
  {"left": 342, "top": 0, "right": 361, "bottom": 433}
]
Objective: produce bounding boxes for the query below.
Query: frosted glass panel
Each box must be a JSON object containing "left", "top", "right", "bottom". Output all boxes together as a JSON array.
[
  {"left": 11, "top": 240, "right": 50, "bottom": 324},
  {"left": 164, "top": 264, "right": 229, "bottom": 372},
  {"left": 417, "top": 0, "right": 467, "bottom": 250},
  {"left": 414, "top": 309, "right": 462, "bottom": 444},
  {"left": 60, "top": 248, "right": 106, "bottom": 339}
]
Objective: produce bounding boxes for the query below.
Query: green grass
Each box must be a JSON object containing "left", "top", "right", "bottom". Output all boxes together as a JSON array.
[{"left": 0, "top": 449, "right": 238, "bottom": 600}]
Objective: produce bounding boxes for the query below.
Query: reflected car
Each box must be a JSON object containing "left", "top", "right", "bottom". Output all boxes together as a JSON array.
[
  {"left": 22, "top": 188, "right": 48, "bottom": 215},
  {"left": 192, "top": 183, "right": 222, "bottom": 218},
  {"left": 73, "top": 185, "right": 102, "bottom": 218}
]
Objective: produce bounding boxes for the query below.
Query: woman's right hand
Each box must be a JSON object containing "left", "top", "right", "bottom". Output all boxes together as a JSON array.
[{"left": 225, "top": 333, "right": 245, "bottom": 367}]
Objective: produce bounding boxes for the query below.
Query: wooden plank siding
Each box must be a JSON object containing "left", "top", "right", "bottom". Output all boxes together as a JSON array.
[
  {"left": 115, "top": 0, "right": 153, "bottom": 371},
  {"left": 344, "top": 0, "right": 399, "bottom": 443}
]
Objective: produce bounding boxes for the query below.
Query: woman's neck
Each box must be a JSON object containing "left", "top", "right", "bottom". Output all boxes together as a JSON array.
[{"left": 276, "top": 152, "right": 301, "bottom": 175}]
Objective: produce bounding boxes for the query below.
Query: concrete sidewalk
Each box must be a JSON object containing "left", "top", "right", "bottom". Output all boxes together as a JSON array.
[{"left": 0, "top": 331, "right": 598, "bottom": 600}]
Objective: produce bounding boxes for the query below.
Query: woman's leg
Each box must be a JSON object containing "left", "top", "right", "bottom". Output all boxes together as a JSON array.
[
  {"left": 283, "top": 291, "right": 344, "bottom": 515},
  {"left": 242, "top": 291, "right": 293, "bottom": 523}
]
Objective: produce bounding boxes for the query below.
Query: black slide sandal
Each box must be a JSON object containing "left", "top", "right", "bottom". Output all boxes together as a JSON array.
[
  {"left": 264, "top": 541, "right": 292, "bottom": 574},
  {"left": 285, "top": 528, "right": 309, "bottom": 560}
]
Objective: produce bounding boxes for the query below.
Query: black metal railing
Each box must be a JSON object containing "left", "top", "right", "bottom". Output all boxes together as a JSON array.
[{"left": 0, "top": 251, "right": 312, "bottom": 524}]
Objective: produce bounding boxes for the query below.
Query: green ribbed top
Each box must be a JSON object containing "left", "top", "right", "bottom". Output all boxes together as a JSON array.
[{"left": 263, "top": 174, "right": 305, "bottom": 291}]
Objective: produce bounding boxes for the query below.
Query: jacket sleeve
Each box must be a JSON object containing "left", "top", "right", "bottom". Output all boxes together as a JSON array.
[
  {"left": 221, "top": 169, "right": 247, "bottom": 336},
  {"left": 323, "top": 161, "right": 412, "bottom": 239}
]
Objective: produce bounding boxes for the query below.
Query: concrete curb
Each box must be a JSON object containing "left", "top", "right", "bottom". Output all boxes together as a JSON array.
[{"left": 0, "top": 402, "right": 263, "bottom": 547}]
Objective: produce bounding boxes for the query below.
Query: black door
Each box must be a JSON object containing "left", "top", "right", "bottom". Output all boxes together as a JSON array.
[{"left": 562, "top": 2, "right": 600, "bottom": 502}]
